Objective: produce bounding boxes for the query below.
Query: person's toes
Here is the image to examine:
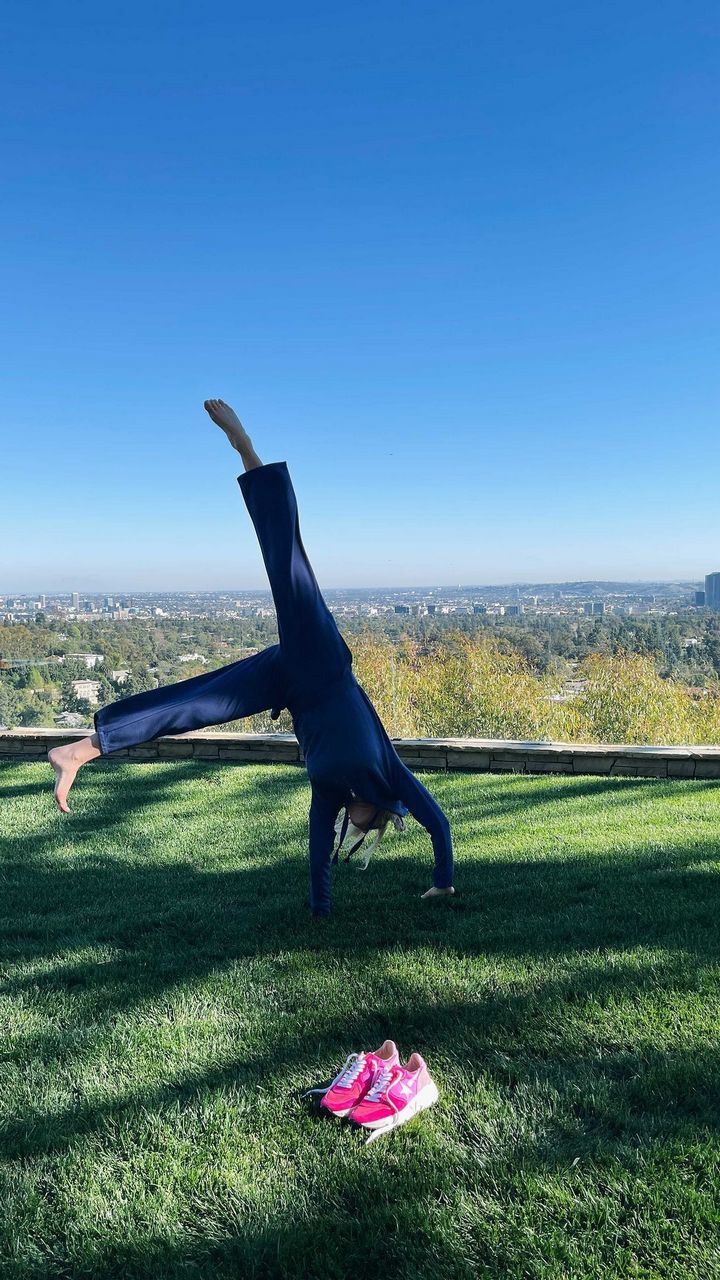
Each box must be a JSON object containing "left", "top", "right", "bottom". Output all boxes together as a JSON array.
[{"left": 52, "top": 772, "right": 70, "bottom": 813}]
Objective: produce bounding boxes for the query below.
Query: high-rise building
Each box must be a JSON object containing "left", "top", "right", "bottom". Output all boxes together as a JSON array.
[
  {"left": 705, "top": 573, "right": 720, "bottom": 610},
  {"left": 695, "top": 590, "right": 706, "bottom": 607},
  {"left": 71, "top": 592, "right": 80, "bottom": 610}
]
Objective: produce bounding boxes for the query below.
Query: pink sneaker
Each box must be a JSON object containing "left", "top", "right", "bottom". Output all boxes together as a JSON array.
[
  {"left": 318, "top": 1040, "right": 399, "bottom": 1118},
  {"left": 349, "top": 1052, "right": 439, "bottom": 1140}
]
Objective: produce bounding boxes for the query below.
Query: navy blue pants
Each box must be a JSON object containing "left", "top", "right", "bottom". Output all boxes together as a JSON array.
[{"left": 95, "top": 463, "right": 352, "bottom": 754}]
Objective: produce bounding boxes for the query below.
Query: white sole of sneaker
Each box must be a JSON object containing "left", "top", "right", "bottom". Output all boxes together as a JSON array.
[{"left": 359, "top": 1081, "right": 439, "bottom": 1143}]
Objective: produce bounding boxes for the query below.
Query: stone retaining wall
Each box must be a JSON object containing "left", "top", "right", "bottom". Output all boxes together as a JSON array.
[{"left": 2, "top": 729, "right": 720, "bottom": 778}]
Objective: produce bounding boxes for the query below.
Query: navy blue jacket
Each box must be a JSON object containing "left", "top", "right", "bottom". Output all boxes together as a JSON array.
[
  {"left": 95, "top": 460, "right": 454, "bottom": 916},
  {"left": 296, "top": 669, "right": 453, "bottom": 913},
  {"left": 237, "top": 461, "right": 454, "bottom": 915}
]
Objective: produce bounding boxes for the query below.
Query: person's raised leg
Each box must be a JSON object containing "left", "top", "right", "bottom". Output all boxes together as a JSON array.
[
  {"left": 48, "top": 645, "right": 287, "bottom": 813},
  {"left": 204, "top": 399, "right": 352, "bottom": 700}
]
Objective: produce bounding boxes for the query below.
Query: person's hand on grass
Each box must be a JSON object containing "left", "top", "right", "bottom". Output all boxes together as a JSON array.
[{"left": 421, "top": 886, "right": 455, "bottom": 900}]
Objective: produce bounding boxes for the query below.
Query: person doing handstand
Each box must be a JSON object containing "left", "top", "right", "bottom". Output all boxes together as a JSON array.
[{"left": 48, "top": 401, "right": 455, "bottom": 915}]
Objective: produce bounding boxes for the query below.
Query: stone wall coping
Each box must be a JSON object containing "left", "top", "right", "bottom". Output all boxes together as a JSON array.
[
  {"left": 2, "top": 727, "right": 720, "bottom": 770},
  {"left": 391, "top": 736, "right": 720, "bottom": 759}
]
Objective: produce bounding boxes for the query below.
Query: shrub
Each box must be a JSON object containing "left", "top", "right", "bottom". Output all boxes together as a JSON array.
[{"left": 572, "top": 654, "right": 696, "bottom": 744}]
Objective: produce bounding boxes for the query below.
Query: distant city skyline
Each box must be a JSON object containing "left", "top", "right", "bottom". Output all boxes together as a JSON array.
[
  {"left": 0, "top": 577, "right": 711, "bottom": 596},
  {"left": 4, "top": 578, "right": 718, "bottom": 634}
]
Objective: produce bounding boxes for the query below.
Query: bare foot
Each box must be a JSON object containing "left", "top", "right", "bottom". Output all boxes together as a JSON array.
[
  {"left": 48, "top": 735, "right": 101, "bottom": 812},
  {"left": 203, "top": 398, "right": 248, "bottom": 451},
  {"left": 203, "top": 399, "right": 263, "bottom": 471},
  {"left": 421, "top": 886, "right": 455, "bottom": 900}
]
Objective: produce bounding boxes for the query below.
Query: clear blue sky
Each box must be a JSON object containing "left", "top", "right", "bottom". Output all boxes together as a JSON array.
[{"left": 2, "top": 1, "right": 718, "bottom": 591}]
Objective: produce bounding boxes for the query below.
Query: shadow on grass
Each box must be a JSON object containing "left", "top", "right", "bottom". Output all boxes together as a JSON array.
[
  {"left": 2, "top": 761, "right": 720, "bottom": 998},
  {"left": 12, "top": 1158, "right": 487, "bottom": 1280},
  {"left": 4, "top": 943, "right": 720, "bottom": 1153},
  {"left": 4, "top": 960, "right": 720, "bottom": 1277},
  {"left": 41, "top": 1176, "right": 490, "bottom": 1280},
  {"left": 3, "top": 762, "right": 720, "bottom": 1276},
  {"left": 2, "top": 844, "right": 720, "bottom": 1160}
]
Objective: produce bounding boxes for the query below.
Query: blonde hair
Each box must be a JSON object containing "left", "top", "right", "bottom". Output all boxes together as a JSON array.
[
  {"left": 334, "top": 806, "right": 405, "bottom": 869},
  {"left": 369, "top": 809, "right": 403, "bottom": 843}
]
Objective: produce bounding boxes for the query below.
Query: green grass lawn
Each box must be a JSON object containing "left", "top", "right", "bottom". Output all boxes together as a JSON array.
[{"left": 2, "top": 759, "right": 720, "bottom": 1279}]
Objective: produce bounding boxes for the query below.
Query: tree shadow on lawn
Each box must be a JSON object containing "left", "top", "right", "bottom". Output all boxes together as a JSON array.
[
  {"left": 5, "top": 952, "right": 717, "bottom": 1187},
  {"left": 10, "top": 1157, "right": 500, "bottom": 1280},
  {"left": 4, "top": 759, "right": 714, "bottom": 947},
  {"left": 3, "top": 759, "right": 714, "bottom": 922},
  {"left": 4, "top": 766, "right": 720, "bottom": 1277},
  {"left": 0, "top": 756, "right": 310, "bottom": 830},
  {"left": 438, "top": 770, "right": 720, "bottom": 830},
  {"left": 4, "top": 968, "right": 720, "bottom": 1280},
  {"left": 3, "top": 804, "right": 719, "bottom": 970},
  {"left": 3, "top": 756, "right": 703, "bottom": 840},
  {"left": 2, "top": 830, "right": 720, "bottom": 1156},
  {"left": 15, "top": 1159, "right": 527, "bottom": 1280},
  {"left": 5, "top": 865, "right": 717, "bottom": 1264},
  {"left": 2, "top": 761, "right": 720, "bottom": 1006}
]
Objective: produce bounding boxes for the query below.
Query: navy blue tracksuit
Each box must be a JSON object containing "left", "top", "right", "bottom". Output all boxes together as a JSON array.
[{"left": 95, "top": 462, "right": 454, "bottom": 914}]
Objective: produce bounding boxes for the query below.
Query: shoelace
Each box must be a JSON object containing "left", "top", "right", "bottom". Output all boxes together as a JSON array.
[
  {"left": 332, "top": 1053, "right": 367, "bottom": 1090},
  {"left": 364, "top": 1064, "right": 400, "bottom": 1108}
]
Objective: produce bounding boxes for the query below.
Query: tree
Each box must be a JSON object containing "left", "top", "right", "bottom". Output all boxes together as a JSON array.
[
  {"left": 0, "top": 680, "right": 20, "bottom": 728},
  {"left": 18, "top": 703, "right": 45, "bottom": 726},
  {"left": 63, "top": 695, "right": 95, "bottom": 721}
]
